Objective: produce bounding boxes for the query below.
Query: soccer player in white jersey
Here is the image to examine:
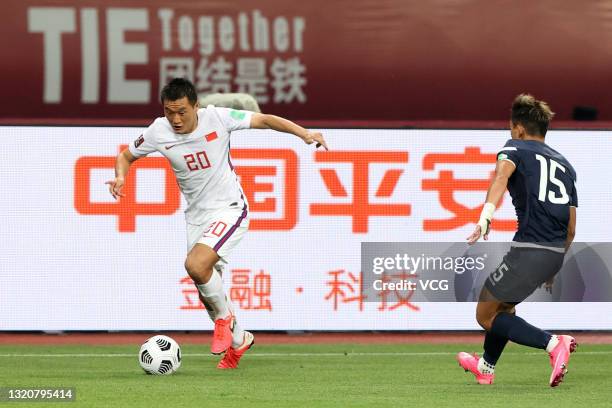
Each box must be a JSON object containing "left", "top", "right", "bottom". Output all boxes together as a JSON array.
[{"left": 106, "top": 78, "right": 328, "bottom": 369}]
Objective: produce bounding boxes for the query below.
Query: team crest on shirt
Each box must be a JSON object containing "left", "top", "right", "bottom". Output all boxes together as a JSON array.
[{"left": 134, "top": 134, "right": 145, "bottom": 148}]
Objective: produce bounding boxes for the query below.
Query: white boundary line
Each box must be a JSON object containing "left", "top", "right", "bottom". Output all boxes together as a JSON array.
[{"left": 0, "top": 351, "right": 610, "bottom": 358}]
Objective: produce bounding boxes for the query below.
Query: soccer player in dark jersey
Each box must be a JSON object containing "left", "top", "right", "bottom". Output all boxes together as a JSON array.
[{"left": 456, "top": 94, "right": 578, "bottom": 387}]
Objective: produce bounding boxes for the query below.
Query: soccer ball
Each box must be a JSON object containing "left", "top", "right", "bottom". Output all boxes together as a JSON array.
[{"left": 139, "top": 335, "right": 182, "bottom": 375}]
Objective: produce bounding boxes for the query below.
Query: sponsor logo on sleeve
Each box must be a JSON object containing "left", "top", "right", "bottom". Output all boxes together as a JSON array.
[
  {"left": 230, "top": 110, "right": 246, "bottom": 120},
  {"left": 134, "top": 135, "right": 145, "bottom": 148}
]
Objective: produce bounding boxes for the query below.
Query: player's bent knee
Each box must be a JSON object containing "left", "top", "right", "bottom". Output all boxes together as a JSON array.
[
  {"left": 184, "top": 244, "right": 220, "bottom": 284},
  {"left": 476, "top": 305, "right": 496, "bottom": 331},
  {"left": 184, "top": 256, "right": 214, "bottom": 284},
  {"left": 476, "top": 313, "right": 493, "bottom": 331},
  {"left": 184, "top": 258, "right": 200, "bottom": 280}
]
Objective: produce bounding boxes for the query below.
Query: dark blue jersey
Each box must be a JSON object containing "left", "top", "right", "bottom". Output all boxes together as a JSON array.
[{"left": 497, "top": 139, "right": 577, "bottom": 247}]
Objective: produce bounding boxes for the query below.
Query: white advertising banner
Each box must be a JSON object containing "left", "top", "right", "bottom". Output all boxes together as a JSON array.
[{"left": 1, "top": 127, "right": 611, "bottom": 330}]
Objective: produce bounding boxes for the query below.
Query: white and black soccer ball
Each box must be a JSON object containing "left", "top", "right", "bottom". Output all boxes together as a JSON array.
[{"left": 139, "top": 335, "right": 182, "bottom": 375}]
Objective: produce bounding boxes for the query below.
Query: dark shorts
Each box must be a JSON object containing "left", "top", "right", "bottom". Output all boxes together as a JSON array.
[{"left": 484, "top": 246, "right": 565, "bottom": 304}]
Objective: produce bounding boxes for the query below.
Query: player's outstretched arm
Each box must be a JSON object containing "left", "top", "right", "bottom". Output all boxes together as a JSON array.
[
  {"left": 250, "top": 113, "right": 328, "bottom": 150},
  {"left": 467, "top": 160, "right": 515, "bottom": 244},
  {"left": 105, "top": 148, "right": 139, "bottom": 200}
]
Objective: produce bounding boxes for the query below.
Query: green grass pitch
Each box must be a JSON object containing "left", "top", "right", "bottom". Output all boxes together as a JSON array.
[{"left": 1, "top": 343, "right": 610, "bottom": 407}]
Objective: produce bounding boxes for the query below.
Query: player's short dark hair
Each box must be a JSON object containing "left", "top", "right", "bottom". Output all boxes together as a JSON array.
[
  {"left": 511, "top": 94, "right": 555, "bottom": 136},
  {"left": 160, "top": 78, "right": 198, "bottom": 105}
]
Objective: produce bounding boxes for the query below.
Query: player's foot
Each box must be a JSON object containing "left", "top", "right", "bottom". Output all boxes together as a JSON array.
[
  {"left": 548, "top": 335, "right": 577, "bottom": 387},
  {"left": 217, "top": 331, "right": 255, "bottom": 369},
  {"left": 456, "top": 352, "right": 495, "bottom": 385},
  {"left": 211, "top": 313, "right": 235, "bottom": 355}
]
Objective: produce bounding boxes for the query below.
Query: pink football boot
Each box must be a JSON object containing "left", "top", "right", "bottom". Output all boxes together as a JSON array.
[
  {"left": 217, "top": 331, "right": 255, "bottom": 369},
  {"left": 549, "top": 335, "right": 577, "bottom": 387},
  {"left": 456, "top": 352, "right": 495, "bottom": 385},
  {"left": 211, "top": 313, "right": 235, "bottom": 355}
]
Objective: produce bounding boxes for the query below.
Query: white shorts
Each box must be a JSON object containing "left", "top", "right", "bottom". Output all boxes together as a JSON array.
[{"left": 186, "top": 207, "right": 250, "bottom": 266}]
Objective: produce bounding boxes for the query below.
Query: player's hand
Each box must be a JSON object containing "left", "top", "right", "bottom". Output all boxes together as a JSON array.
[
  {"left": 466, "top": 225, "right": 482, "bottom": 245},
  {"left": 303, "top": 131, "right": 328, "bottom": 150},
  {"left": 105, "top": 176, "right": 126, "bottom": 200},
  {"left": 543, "top": 277, "right": 554, "bottom": 294},
  {"left": 467, "top": 206, "right": 493, "bottom": 245},
  {"left": 466, "top": 224, "right": 489, "bottom": 245}
]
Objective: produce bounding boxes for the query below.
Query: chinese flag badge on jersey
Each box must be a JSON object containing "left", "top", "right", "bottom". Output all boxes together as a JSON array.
[{"left": 205, "top": 131, "right": 218, "bottom": 142}]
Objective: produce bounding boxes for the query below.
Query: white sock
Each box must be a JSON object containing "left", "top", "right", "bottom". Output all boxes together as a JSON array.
[
  {"left": 196, "top": 271, "right": 230, "bottom": 320},
  {"left": 226, "top": 297, "right": 246, "bottom": 348},
  {"left": 546, "top": 335, "right": 560, "bottom": 353},
  {"left": 203, "top": 305, "right": 216, "bottom": 322},
  {"left": 202, "top": 264, "right": 225, "bottom": 321},
  {"left": 478, "top": 357, "right": 495, "bottom": 375}
]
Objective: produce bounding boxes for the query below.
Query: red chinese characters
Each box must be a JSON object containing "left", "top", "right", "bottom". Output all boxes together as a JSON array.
[
  {"left": 325, "top": 269, "right": 365, "bottom": 311},
  {"left": 310, "top": 151, "right": 411, "bottom": 233},
  {"left": 422, "top": 147, "right": 516, "bottom": 232},
  {"left": 74, "top": 145, "right": 181, "bottom": 232},
  {"left": 179, "top": 276, "right": 205, "bottom": 310},
  {"left": 76, "top": 146, "right": 516, "bottom": 235},
  {"left": 376, "top": 271, "right": 421, "bottom": 312},
  {"left": 229, "top": 268, "right": 272, "bottom": 311},
  {"left": 232, "top": 148, "right": 298, "bottom": 231},
  {"left": 179, "top": 269, "right": 272, "bottom": 311}
]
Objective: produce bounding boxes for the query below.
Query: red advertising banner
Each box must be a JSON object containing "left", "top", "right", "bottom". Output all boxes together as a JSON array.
[{"left": 2, "top": 0, "right": 612, "bottom": 122}]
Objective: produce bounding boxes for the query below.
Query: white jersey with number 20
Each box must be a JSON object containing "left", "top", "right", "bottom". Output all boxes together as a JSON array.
[{"left": 128, "top": 105, "right": 253, "bottom": 224}]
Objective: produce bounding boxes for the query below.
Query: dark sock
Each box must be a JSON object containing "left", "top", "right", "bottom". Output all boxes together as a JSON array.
[
  {"left": 490, "top": 312, "right": 552, "bottom": 350},
  {"left": 483, "top": 331, "right": 509, "bottom": 365}
]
